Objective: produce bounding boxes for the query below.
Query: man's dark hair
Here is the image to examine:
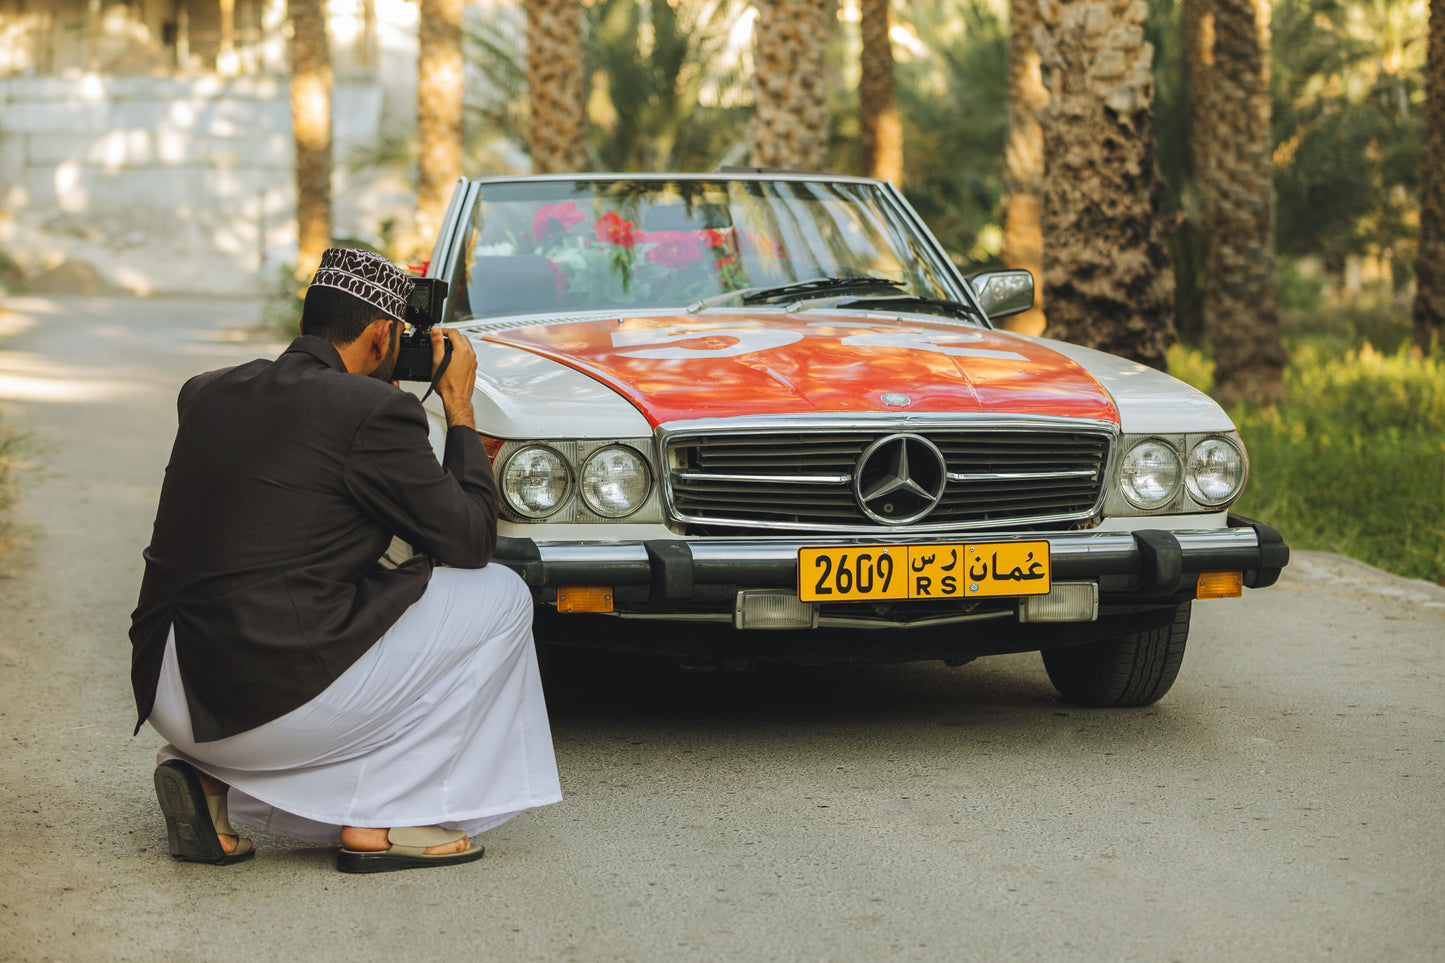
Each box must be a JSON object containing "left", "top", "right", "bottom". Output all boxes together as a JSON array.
[{"left": 300, "top": 285, "right": 393, "bottom": 345}]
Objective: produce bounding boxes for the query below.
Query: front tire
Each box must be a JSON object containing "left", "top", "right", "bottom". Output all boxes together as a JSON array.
[{"left": 1042, "top": 601, "right": 1192, "bottom": 707}]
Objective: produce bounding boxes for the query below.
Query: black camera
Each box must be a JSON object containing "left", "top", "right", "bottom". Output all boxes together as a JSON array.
[{"left": 393, "top": 277, "right": 451, "bottom": 382}]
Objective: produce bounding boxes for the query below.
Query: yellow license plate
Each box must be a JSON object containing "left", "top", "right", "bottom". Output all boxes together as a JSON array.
[{"left": 797, "top": 541, "right": 1051, "bottom": 603}]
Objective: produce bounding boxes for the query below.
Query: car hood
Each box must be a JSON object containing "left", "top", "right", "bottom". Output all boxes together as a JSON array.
[{"left": 481, "top": 310, "right": 1119, "bottom": 428}]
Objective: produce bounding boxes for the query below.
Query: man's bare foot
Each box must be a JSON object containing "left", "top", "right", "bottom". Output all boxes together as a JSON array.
[
  {"left": 193, "top": 770, "right": 245, "bottom": 855},
  {"left": 339, "top": 826, "right": 471, "bottom": 856}
]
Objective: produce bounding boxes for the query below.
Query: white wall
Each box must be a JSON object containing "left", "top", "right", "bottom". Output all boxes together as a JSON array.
[
  {"left": 0, "top": 0, "right": 427, "bottom": 296},
  {"left": 0, "top": 74, "right": 419, "bottom": 295}
]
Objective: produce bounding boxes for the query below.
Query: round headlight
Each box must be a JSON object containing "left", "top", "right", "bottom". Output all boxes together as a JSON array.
[
  {"left": 1186, "top": 437, "right": 1246, "bottom": 506},
  {"left": 1120, "top": 440, "right": 1182, "bottom": 510},
  {"left": 580, "top": 446, "right": 651, "bottom": 518},
  {"left": 502, "top": 446, "right": 571, "bottom": 518}
]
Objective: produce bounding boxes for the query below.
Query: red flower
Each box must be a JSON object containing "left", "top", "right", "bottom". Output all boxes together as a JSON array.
[
  {"left": 702, "top": 227, "right": 736, "bottom": 250},
  {"left": 533, "top": 201, "right": 585, "bottom": 241},
  {"left": 645, "top": 230, "right": 704, "bottom": 268},
  {"left": 594, "top": 211, "right": 638, "bottom": 248}
]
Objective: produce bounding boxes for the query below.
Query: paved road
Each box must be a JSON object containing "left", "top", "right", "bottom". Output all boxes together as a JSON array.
[{"left": 1, "top": 296, "right": 1441, "bottom": 963}]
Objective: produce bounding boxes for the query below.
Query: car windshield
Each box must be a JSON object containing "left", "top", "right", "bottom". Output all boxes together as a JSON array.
[{"left": 448, "top": 178, "right": 963, "bottom": 319}]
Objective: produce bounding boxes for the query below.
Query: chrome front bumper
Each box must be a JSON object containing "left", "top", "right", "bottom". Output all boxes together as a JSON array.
[{"left": 495, "top": 515, "right": 1289, "bottom": 602}]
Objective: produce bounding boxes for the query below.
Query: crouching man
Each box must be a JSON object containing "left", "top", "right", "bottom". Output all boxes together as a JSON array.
[{"left": 129, "top": 248, "right": 561, "bottom": 873}]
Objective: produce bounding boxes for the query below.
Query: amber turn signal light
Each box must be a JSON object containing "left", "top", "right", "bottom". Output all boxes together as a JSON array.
[
  {"left": 477, "top": 434, "right": 506, "bottom": 463},
  {"left": 1195, "top": 570, "right": 1243, "bottom": 599},
  {"left": 557, "top": 586, "right": 614, "bottom": 613}
]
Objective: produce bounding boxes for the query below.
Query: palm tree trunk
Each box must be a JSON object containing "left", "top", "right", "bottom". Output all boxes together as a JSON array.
[
  {"left": 527, "top": 0, "right": 588, "bottom": 173},
  {"left": 1183, "top": 0, "right": 1213, "bottom": 264},
  {"left": 859, "top": 0, "right": 902, "bottom": 184},
  {"left": 750, "top": 0, "right": 835, "bottom": 170},
  {"left": 1415, "top": 0, "right": 1445, "bottom": 352},
  {"left": 1001, "top": 0, "right": 1048, "bottom": 336},
  {"left": 289, "top": 0, "right": 333, "bottom": 281},
  {"left": 1178, "top": 0, "right": 1215, "bottom": 347},
  {"left": 1196, "top": 0, "right": 1286, "bottom": 404},
  {"left": 1035, "top": 0, "right": 1176, "bottom": 368},
  {"left": 411, "top": 0, "right": 465, "bottom": 265}
]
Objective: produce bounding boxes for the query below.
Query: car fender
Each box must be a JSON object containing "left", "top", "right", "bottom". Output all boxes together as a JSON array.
[
  {"left": 1026, "top": 335, "right": 1234, "bottom": 434},
  {"left": 468, "top": 337, "right": 653, "bottom": 439}
]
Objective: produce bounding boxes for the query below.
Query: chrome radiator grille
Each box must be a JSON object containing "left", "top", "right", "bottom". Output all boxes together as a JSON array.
[{"left": 664, "top": 428, "right": 1111, "bottom": 532}]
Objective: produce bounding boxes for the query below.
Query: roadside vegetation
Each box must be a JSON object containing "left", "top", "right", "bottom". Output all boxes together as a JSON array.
[
  {"left": 1169, "top": 299, "right": 1445, "bottom": 584},
  {"left": 261, "top": 264, "right": 307, "bottom": 337},
  {"left": 0, "top": 410, "right": 29, "bottom": 559}
]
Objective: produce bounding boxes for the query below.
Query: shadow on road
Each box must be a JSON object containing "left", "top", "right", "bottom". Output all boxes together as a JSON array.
[{"left": 536, "top": 643, "right": 1158, "bottom": 739}]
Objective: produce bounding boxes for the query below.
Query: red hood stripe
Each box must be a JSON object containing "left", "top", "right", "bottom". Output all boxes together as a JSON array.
[{"left": 485, "top": 313, "right": 1119, "bottom": 428}]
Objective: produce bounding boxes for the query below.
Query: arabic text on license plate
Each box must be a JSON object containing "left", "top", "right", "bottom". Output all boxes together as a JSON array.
[{"left": 797, "top": 541, "right": 1051, "bottom": 603}]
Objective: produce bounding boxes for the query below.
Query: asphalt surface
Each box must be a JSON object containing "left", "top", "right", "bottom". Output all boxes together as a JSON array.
[{"left": 0, "top": 296, "right": 1441, "bottom": 963}]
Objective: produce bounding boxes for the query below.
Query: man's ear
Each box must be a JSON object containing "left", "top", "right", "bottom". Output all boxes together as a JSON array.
[{"left": 366, "top": 318, "right": 393, "bottom": 359}]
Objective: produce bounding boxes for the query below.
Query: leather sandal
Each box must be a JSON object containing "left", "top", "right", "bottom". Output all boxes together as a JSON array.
[
  {"left": 153, "top": 759, "right": 255, "bottom": 865},
  {"left": 336, "top": 826, "right": 484, "bottom": 874}
]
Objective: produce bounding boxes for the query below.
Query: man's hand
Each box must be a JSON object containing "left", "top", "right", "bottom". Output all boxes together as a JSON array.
[{"left": 431, "top": 326, "right": 478, "bottom": 429}]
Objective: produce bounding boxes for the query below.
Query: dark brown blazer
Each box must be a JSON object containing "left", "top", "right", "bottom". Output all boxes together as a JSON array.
[{"left": 130, "top": 336, "right": 500, "bottom": 742}]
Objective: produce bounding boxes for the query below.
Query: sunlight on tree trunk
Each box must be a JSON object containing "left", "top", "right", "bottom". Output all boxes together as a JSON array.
[
  {"left": 1183, "top": 0, "right": 1214, "bottom": 250},
  {"left": 860, "top": 0, "right": 903, "bottom": 184},
  {"left": 289, "top": 0, "right": 333, "bottom": 282},
  {"left": 1194, "top": 0, "right": 1286, "bottom": 404},
  {"left": 750, "top": 0, "right": 835, "bottom": 170},
  {"left": 528, "top": 0, "right": 588, "bottom": 173},
  {"left": 1002, "top": 0, "right": 1048, "bottom": 336},
  {"left": 1416, "top": 0, "right": 1445, "bottom": 352},
  {"left": 410, "top": 0, "right": 464, "bottom": 265},
  {"left": 1035, "top": 0, "right": 1175, "bottom": 368}
]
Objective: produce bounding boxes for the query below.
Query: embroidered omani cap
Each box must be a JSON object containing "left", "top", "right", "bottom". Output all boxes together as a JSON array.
[{"left": 308, "top": 248, "right": 413, "bottom": 323}]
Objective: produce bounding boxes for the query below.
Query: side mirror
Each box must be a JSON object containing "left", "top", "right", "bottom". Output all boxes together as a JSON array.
[{"left": 965, "top": 269, "right": 1034, "bottom": 320}]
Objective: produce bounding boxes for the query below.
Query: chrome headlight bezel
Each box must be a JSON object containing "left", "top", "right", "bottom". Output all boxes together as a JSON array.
[
  {"left": 1106, "top": 431, "right": 1249, "bottom": 517},
  {"left": 1118, "top": 438, "right": 1183, "bottom": 510},
  {"left": 580, "top": 445, "right": 653, "bottom": 518},
  {"left": 1185, "top": 436, "right": 1248, "bottom": 507},
  {"left": 486, "top": 436, "right": 664, "bottom": 524},
  {"left": 499, "top": 444, "right": 573, "bottom": 519}
]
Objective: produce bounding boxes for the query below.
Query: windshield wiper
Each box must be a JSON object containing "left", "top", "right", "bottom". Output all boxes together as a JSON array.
[
  {"left": 741, "top": 276, "right": 904, "bottom": 304},
  {"left": 832, "top": 294, "right": 983, "bottom": 323},
  {"left": 686, "top": 275, "right": 903, "bottom": 314}
]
